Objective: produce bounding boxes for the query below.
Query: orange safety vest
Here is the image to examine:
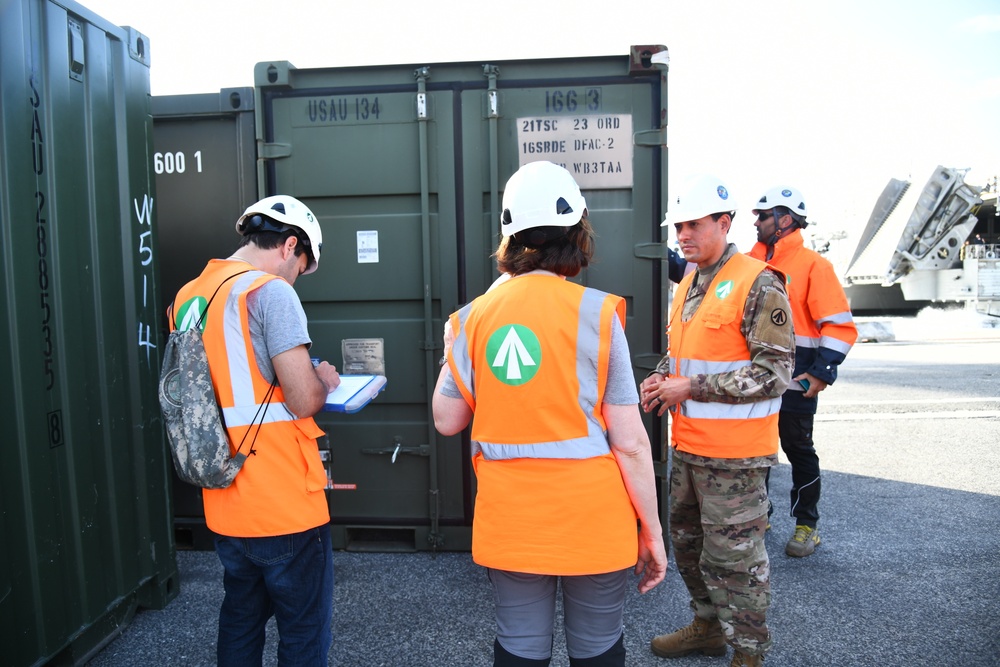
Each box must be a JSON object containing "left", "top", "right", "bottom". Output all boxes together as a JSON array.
[
  {"left": 668, "top": 253, "right": 780, "bottom": 459},
  {"left": 170, "top": 259, "right": 329, "bottom": 537},
  {"left": 748, "top": 229, "right": 856, "bottom": 368},
  {"left": 449, "top": 274, "right": 638, "bottom": 575}
]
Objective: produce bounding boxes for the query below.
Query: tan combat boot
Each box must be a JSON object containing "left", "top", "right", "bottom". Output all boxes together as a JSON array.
[
  {"left": 650, "top": 615, "right": 727, "bottom": 658},
  {"left": 730, "top": 649, "right": 764, "bottom": 666}
]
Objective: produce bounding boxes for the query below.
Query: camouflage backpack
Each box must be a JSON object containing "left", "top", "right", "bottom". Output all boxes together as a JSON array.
[{"left": 159, "top": 271, "right": 271, "bottom": 489}]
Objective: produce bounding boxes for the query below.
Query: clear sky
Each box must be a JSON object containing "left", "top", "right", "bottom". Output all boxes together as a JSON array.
[{"left": 80, "top": 0, "right": 999, "bottom": 262}]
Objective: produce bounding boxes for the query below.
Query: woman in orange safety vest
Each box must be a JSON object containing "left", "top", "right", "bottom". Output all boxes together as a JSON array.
[{"left": 432, "top": 161, "right": 666, "bottom": 667}]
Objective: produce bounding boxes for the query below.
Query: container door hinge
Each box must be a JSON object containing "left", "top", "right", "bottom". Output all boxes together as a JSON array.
[
  {"left": 415, "top": 67, "right": 431, "bottom": 120},
  {"left": 258, "top": 142, "right": 292, "bottom": 160},
  {"left": 634, "top": 242, "right": 667, "bottom": 260},
  {"left": 68, "top": 18, "right": 84, "bottom": 82},
  {"left": 634, "top": 127, "right": 667, "bottom": 147},
  {"left": 483, "top": 65, "right": 501, "bottom": 118}
]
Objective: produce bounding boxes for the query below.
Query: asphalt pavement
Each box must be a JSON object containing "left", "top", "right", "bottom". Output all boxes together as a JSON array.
[{"left": 88, "top": 312, "right": 1000, "bottom": 667}]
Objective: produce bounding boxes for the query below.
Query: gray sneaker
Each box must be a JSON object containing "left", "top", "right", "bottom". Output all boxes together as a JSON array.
[{"left": 785, "top": 525, "right": 820, "bottom": 557}]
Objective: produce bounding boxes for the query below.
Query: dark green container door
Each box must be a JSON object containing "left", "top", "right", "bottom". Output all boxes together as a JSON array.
[
  {"left": 0, "top": 1, "right": 177, "bottom": 664},
  {"left": 152, "top": 88, "right": 258, "bottom": 550},
  {"left": 152, "top": 88, "right": 259, "bottom": 310},
  {"left": 254, "top": 48, "right": 668, "bottom": 552}
]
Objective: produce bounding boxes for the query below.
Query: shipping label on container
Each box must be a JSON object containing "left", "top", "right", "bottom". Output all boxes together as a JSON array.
[
  {"left": 357, "top": 230, "right": 379, "bottom": 263},
  {"left": 342, "top": 338, "right": 386, "bottom": 375},
  {"left": 516, "top": 114, "right": 633, "bottom": 189}
]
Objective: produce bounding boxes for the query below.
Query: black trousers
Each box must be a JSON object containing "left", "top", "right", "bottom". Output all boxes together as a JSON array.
[{"left": 766, "top": 411, "right": 821, "bottom": 527}]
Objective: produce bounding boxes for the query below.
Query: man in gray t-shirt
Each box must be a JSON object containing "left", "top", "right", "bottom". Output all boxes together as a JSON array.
[{"left": 173, "top": 195, "right": 341, "bottom": 667}]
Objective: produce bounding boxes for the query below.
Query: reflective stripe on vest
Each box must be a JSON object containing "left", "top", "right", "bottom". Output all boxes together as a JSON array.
[
  {"left": 172, "top": 265, "right": 298, "bottom": 424},
  {"left": 451, "top": 278, "right": 616, "bottom": 461},
  {"left": 672, "top": 357, "right": 781, "bottom": 420},
  {"left": 217, "top": 271, "right": 298, "bottom": 425},
  {"left": 477, "top": 438, "right": 610, "bottom": 460}
]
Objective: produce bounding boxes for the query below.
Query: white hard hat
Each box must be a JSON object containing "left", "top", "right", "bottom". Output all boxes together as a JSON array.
[
  {"left": 752, "top": 186, "right": 808, "bottom": 221},
  {"left": 236, "top": 195, "right": 323, "bottom": 274},
  {"left": 661, "top": 174, "right": 737, "bottom": 226},
  {"left": 500, "top": 161, "right": 587, "bottom": 237}
]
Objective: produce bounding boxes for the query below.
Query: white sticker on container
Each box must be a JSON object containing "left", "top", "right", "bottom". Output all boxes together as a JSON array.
[
  {"left": 357, "top": 230, "right": 379, "bottom": 264},
  {"left": 516, "top": 114, "right": 633, "bottom": 189}
]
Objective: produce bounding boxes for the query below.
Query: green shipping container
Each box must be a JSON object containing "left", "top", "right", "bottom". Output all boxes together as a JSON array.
[
  {"left": 151, "top": 88, "right": 258, "bottom": 551},
  {"left": 253, "top": 47, "right": 670, "bottom": 552},
  {"left": 0, "top": 1, "right": 178, "bottom": 665}
]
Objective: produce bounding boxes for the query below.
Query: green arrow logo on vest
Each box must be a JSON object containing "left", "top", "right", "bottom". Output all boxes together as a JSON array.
[
  {"left": 175, "top": 297, "right": 209, "bottom": 332},
  {"left": 486, "top": 324, "right": 541, "bottom": 385},
  {"left": 715, "top": 280, "right": 734, "bottom": 300}
]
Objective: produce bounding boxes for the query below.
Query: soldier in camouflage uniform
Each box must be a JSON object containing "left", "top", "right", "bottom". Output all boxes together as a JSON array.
[{"left": 641, "top": 176, "right": 794, "bottom": 667}]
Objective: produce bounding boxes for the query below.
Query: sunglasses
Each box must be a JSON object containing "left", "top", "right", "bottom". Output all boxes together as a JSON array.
[{"left": 756, "top": 211, "right": 774, "bottom": 222}]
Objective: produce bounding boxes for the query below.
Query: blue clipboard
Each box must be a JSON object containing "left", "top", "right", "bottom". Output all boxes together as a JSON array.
[{"left": 322, "top": 375, "right": 387, "bottom": 413}]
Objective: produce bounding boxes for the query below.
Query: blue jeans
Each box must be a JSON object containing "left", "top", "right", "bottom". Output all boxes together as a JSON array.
[{"left": 215, "top": 523, "right": 334, "bottom": 667}]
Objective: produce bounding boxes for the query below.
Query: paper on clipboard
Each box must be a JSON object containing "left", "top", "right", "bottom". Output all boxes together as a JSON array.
[{"left": 323, "top": 374, "right": 387, "bottom": 413}]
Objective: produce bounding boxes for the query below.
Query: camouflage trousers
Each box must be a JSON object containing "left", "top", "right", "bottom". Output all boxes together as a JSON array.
[{"left": 668, "top": 455, "right": 772, "bottom": 655}]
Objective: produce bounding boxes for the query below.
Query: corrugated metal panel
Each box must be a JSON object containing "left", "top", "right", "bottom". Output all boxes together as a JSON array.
[
  {"left": 151, "top": 88, "right": 258, "bottom": 550},
  {"left": 0, "top": 1, "right": 178, "bottom": 665},
  {"left": 253, "top": 47, "right": 669, "bottom": 551}
]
